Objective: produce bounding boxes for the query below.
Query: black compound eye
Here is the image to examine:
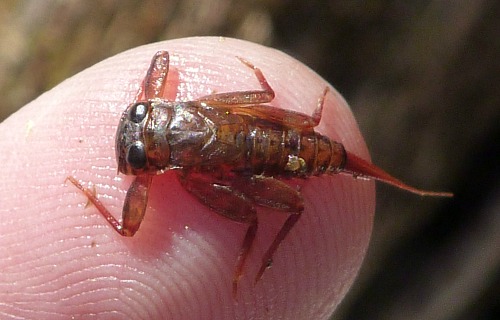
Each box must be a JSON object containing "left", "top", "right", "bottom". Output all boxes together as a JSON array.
[
  {"left": 128, "top": 103, "right": 148, "bottom": 123},
  {"left": 126, "top": 142, "right": 147, "bottom": 169}
]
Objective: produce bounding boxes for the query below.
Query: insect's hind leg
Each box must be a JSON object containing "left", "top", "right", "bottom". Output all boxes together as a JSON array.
[
  {"left": 229, "top": 175, "right": 305, "bottom": 284},
  {"left": 197, "top": 57, "right": 275, "bottom": 105},
  {"left": 310, "top": 87, "right": 329, "bottom": 127}
]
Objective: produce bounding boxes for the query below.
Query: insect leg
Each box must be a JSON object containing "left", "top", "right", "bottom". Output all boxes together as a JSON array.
[
  {"left": 135, "top": 51, "right": 170, "bottom": 101},
  {"left": 197, "top": 57, "right": 274, "bottom": 105},
  {"left": 229, "top": 175, "right": 304, "bottom": 283},
  {"left": 67, "top": 175, "right": 152, "bottom": 237},
  {"left": 220, "top": 86, "right": 329, "bottom": 130},
  {"left": 120, "top": 175, "right": 153, "bottom": 236},
  {"left": 178, "top": 170, "right": 258, "bottom": 298}
]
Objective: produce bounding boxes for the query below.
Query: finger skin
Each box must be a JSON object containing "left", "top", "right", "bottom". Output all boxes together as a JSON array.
[{"left": 0, "top": 37, "right": 374, "bottom": 319}]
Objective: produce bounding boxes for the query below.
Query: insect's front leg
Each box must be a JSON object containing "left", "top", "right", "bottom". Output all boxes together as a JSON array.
[
  {"left": 134, "top": 51, "right": 171, "bottom": 102},
  {"left": 119, "top": 175, "right": 153, "bottom": 236},
  {"left": 67, "top": 174, "right": 152, "bottom": 237},
  {"left": 143, "top": 51, "right": 170, "bottom": 100}
]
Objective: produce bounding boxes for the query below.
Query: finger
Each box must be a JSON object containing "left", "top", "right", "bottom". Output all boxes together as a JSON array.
[{"left": 0, "top": 37, "right": 374, "bottom": 319}]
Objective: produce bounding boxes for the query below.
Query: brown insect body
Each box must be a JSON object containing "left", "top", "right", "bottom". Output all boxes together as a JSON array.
[
  {"left": 68, "top": 51, "right": 452, "bottom": 297},
  {"left": 117, "top": 100, "right": 347, "bottom": 178}
]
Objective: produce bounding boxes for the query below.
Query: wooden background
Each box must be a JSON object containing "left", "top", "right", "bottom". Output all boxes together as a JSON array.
[{"left": 1, "top": 1, "right": 498, "bottom": 319}]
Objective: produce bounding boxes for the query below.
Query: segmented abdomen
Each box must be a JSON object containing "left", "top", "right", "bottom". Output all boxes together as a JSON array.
[{"left": 239, "top": 124, "right": 346, "bottom": 177}]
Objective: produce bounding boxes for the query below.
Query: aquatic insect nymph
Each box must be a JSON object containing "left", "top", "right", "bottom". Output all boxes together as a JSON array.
[{"left": 67, "top": 51, "right": 452, "bottom": 297}]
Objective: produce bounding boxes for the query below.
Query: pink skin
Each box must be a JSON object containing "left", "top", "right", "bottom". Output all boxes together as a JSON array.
[{"left": 0, "top": 38, "right": 374, "bottom": 319}]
